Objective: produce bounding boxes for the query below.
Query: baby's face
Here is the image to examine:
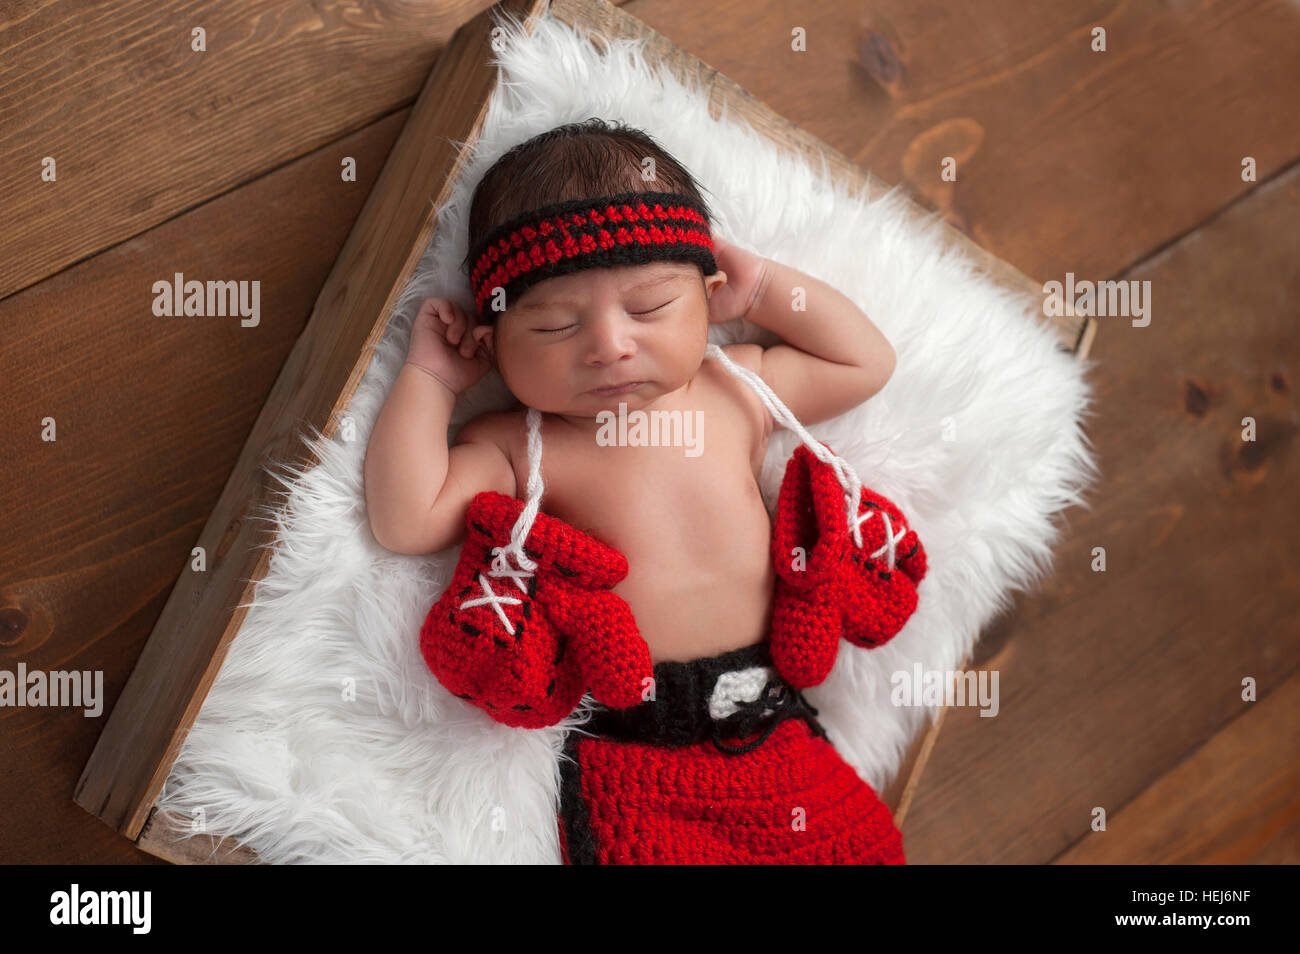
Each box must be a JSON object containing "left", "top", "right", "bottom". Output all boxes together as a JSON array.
[{"left": 473, "top": 261, "right": 726, "bottom": 418}]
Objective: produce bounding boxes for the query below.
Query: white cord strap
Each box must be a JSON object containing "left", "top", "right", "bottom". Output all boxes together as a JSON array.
[
  {"left": 457, "top": 407, "right": 545, "bottom": 633},
  {"left": 483, "top": 348, "right": 904, "bottom": 589},
  {"left": 704, "top": 342, "right": 873, "bottom": 552}
]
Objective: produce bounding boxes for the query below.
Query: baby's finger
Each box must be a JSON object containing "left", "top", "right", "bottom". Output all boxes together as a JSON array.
[
  {"left": 427, "top": 299, "right": 465, "bottom": 330},
  {"left": 458, "top": 320, "right": 479, "bottom": 354}
]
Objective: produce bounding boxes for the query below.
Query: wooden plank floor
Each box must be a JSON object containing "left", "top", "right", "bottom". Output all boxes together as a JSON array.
[
  {"left": 902, "top": 162, "right": 1300, "bottom": 863},
  {"left": 2, "top": 0, "right": 1296, "bottom": 863}
]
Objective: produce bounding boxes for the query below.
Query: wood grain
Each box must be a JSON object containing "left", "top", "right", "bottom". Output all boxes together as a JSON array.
[
  {"left": 1055, "top": 669, "right": 1300, "bottom": 864},
  {"left": 0, "top": 0, "right": 501, "bottom": 301},
  {"left": 623, "top": 0, "right": 1300, "bottom": 284},
  {"left": 0, "top": 108, "right": 405, "bottom": 862},
  {"left": 72, "top": 0, "right": 545, "bottom": 841},
  {"left": 900, "top": 161, "right": 1300, "bottom": 863}
]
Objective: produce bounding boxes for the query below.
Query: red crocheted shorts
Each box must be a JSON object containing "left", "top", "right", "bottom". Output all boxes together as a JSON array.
[{"left": 557, "top": 640, "right": 905, "bottom": 864}]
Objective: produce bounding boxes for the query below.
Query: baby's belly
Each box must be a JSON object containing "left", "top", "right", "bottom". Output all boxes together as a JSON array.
[{"left": 612, "top": 511, "right": 776, "bottom": 664}]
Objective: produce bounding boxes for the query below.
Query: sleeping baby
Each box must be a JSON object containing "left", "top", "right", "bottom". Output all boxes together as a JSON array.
[{"left": 363, "top": 118, "right": 928, "bottom": 864}]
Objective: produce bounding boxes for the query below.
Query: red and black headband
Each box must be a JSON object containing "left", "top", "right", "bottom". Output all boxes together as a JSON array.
[{"left": 467, "top": 191, "right": 718, "bottom": 318}]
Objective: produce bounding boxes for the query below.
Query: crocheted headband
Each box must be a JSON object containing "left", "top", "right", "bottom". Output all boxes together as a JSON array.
[
  {"left": 493, "top": 342, "right": 883, "bottom": 580},
  {"left": 467, "top": 191, "right": 719, "bottom": 318}
]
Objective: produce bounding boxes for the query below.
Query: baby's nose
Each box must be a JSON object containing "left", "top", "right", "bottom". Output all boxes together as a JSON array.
[{"left": 585, "top": 313, "right": 638, "bottom": 363}]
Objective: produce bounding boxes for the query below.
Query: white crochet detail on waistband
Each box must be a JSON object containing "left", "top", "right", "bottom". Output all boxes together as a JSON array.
[{"left": 709, "top": 665, "right": 778, "bottom": 721}]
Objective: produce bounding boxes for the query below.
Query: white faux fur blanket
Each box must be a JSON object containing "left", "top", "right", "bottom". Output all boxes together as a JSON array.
[{"left": 154, "top": 8, "right": 1098, "bottom": 863}]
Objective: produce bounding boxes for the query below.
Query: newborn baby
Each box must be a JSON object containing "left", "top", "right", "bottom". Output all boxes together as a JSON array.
[
  {"left": 365, "top": 134, "right": 896, "bottom": 666},
  {"left": 364, "top": 119, "right": 911, "bottom": 864}
]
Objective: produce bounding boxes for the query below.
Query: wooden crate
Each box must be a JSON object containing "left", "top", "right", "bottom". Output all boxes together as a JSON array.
[{"left": 75, "top": 0, "right": 1094, "bottom": 864}]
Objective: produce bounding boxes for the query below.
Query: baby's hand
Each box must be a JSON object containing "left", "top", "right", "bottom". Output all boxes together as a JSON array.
[
  {"left": 707, "top": 235, "right": 771, "bottom": 324},
  {"left": 407, "top": 297, "right": 492, "bottom": 394}
]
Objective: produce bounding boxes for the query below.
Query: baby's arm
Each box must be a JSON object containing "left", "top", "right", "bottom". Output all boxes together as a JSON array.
[
  {"left": 364, "top": 297, "right": 513, "bottom": 555},
  {"left": 710, "top": 237, "right": 896, "bottom": 426}
]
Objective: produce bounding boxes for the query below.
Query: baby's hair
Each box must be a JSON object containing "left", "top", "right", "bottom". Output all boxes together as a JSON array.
[{"left": 463, "top": 117, "right": 714, "bottom": 323}]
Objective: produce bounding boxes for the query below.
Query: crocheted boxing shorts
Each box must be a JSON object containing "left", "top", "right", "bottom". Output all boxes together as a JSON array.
[{"left": 557, "top": 640, "right": 905, "bottom": 864}]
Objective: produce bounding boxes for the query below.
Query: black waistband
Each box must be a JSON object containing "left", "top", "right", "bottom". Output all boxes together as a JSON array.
[{"left": 581, "top": 640, "right": 827, "bottom": 754}]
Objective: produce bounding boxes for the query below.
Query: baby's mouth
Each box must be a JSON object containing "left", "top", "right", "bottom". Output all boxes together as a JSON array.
[{"left": 588, "top": 381, "right": 646, "bottom": 396}]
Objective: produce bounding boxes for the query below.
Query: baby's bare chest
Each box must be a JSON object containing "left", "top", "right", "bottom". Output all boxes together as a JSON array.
[
  {"left": 504, "top": 396, "right": 770, "bottom": 584},
  {"left": 497, "top": 374, "right": 776, "bottom": 660}
]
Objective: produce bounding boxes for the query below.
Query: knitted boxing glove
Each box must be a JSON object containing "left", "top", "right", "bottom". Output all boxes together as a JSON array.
[
  {"left": 841, "top": 485, "right": 928, "bottom": 649},
  {"left": 420, "top": 490, "right": 653, "bottom": 729},
  {"left": 769, "top": 443, "right": 928, "bottom": 688},
  {"left": 768, "top": 441, "right": 853, "bottom": 689}
]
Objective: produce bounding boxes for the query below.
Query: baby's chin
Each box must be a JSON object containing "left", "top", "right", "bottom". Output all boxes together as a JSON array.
[{"left": 521, "top": 381, "right": 687, "bottom": 417}]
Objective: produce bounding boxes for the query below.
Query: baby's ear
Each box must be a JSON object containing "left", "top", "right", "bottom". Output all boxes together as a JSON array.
[{"left": 705, "top": 270, "right": 728, "bottom": 298}]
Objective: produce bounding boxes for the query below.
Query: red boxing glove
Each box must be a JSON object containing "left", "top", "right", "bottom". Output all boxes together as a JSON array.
[
  {"left": 769, "top": 442, "right": 853, "bottom": 689},
  {"left": 841, "top": 486, "right": 928, "bottom": 649},
  {"left": 420, "top": 491, "right": 653, "bottom": 729},
  {"left": 768, "top": 443, "right": 928, "bottom": 688}
]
